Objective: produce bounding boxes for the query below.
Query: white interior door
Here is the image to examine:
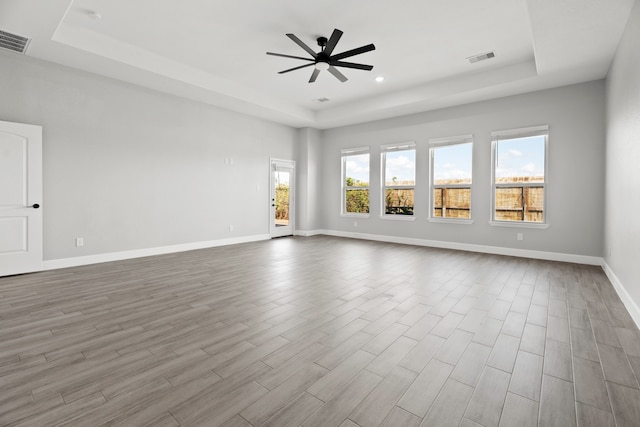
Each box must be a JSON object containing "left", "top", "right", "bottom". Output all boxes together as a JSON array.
[
  {"left": 270, "top": 159, "right": 295, "bottom": 238},
  {"left": 0, "top": 120, "right": 43, "bottom": 276}
]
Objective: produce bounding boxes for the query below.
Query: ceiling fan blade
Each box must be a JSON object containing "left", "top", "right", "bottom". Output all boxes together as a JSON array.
[
  {"left": 330, "top": 44, "right": 376, "bottom": 61},
  {"left": 286, "top": 33, "right": 318, "bottom": 58},
  {"left": 324, "top": 29, "right": 343, "bottom": 56},
  {"left": 267, "top": 52, "right": 315, "bottom": 61},
  {"left": 309, "top": 68, "right": 320, "bottom": 83},
  {"left": 331, "top": 61, "right": 374, "bottom": 71},
  {"left": 328, "top": 66, "right": 348, "bottom": 83},
  {"left": 278, "top": 63, "right": 315, "bottom": 74}
]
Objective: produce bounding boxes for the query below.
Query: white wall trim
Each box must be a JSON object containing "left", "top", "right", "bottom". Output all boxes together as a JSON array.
[
  {"left": 309, "top": 229, "right": 602, "bottom": 265},
  {"left": 601, "top": 260, "right": 640, "bottom": 329},
  {"left": 43, "top": 234, "right": 270, "bottom": 271},
  {"left": 295, "top": 229, "right": 324, "bottom": 237}
]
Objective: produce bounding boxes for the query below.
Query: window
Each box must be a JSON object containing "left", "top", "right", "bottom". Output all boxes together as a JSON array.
[
  {"left": 341, "top": 148, "right": 370, "bottom": 215},
  {"left": 491, "top": 126, "right": 548, "bottom": 224},
  {"left": 430, "top": 135, "right": 473, "bottom": 221},
  {"left": 381, "top": 143, "right": 415, "bottom": 216}
]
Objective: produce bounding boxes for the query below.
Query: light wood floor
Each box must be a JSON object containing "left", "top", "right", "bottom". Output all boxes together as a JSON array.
[{"left": 2, "top": 236, "right": 640, "bottom": 426}]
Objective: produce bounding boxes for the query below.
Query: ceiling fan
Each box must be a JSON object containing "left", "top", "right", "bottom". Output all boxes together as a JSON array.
[{"left": 266, "top": 29, "right": 375, "bottom": 83}]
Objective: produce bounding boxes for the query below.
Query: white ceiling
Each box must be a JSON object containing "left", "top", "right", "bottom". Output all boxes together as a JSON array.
[{"left": 0, "top": 0, "right": 635, "bottom": 129}]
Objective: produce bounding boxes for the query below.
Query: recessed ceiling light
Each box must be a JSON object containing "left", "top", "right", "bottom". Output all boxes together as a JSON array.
[{"left": 375, "top": 76, "right": 385, "bottom": 83}]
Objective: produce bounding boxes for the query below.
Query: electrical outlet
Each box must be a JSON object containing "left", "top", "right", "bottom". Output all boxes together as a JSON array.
[
  {"left": 229, "top": 225, "right": 234, "bottom": 232},
  {"left": 517, "top": 233, "right": 523, "bottom": 241},
  {"left": 354, "top": 221, "right": 358, "bottom": 227},
  {"left": 75, "top": 237, "right": 84, "bottom": 247}
]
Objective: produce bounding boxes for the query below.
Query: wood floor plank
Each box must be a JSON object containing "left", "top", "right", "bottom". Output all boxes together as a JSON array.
[
  {"left": 606, "top": 381, "right": 640, "bottom": 427},
  {"left": 498, "top": 392, "right": 538, "bottom": 427},
  {"left": 366, "top": 335, "right": 417, "bottom": 377},
  {"left": 307, "top": 349, "right": 375, "bottom": 402},
  {"left": 302, "top": 369, "right": 382, "bottom": 427},
  {"left": 539, "top": 374, "right": 577, "bottom": 427},
  {"left": 261, "top": 392, "right": 324, "bottom": 427},
  {"left": 397, "top": 358, "right": 453, "bottom": 417},
  {"left": 464, "top": 366, "right": 511, "bottom": 427},
  {"left": 472, "top": 316, "right": 503, "bottom": 347},
  {"left": 240, "top": 363, "right": 327, "bottom": 426},
  {"left": 421, "top": 378, "right": 474, "bottom": 427},
  {"left": 380, "top": 406, "right": 422, "bottom": 427},
  {"left": 1, "top": 236, "right": 639, "bottom": 426},
  {"left": 509, "top": 350, "right": 543, "bottom": 401},
  {"left": 573, "top": 357, "right": 611, "bottom": 412},
  {"left": 520, "top": 323, "right": 546, "bottom": 356},
  {"left": 487, "top": 333, "right": 520, "bottom": 373},
  {"left": 576, "top": 401, "right": 615, "bottom": 427},
  {"left": 449, "top": 341, "right": 492, "bottom": 386},
  {"left": 349, "top": 366, "right": 416, "bottom": 427},
  {"left": 544, "top": 338, "right": 573, "bottom": 382}
]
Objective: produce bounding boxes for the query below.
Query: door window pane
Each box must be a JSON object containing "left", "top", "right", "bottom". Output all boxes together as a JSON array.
[{"left": 275, "top": 170, "right": 290, "bottom": 226}]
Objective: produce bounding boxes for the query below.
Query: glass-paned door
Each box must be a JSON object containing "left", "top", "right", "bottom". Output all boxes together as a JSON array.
[{"left": 270, "top": 159, "right": 295, "bottom": 237}]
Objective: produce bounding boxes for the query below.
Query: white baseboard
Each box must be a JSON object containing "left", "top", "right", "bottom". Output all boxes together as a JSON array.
[
  {"left": 294, "top": 229, "right": 323, "bottom": 237},
  {"left": 310, "top": 229, "right": 603, "bottom": 266},
  {"left": 43, "top": 234, "right": 270, "bottom": 271},
  {"left": 601, "top": 260, "right": 640, "bottom": 329}
]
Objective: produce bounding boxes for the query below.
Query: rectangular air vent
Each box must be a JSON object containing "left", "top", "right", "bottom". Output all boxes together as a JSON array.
[
  {"left": 0, "top": 30, "right": 30, "bottom": 54},
  {"left": 467, "top": 51, "right": 495, "bottom": 64}
]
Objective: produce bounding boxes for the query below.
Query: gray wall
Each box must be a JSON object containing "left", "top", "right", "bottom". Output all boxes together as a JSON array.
[
  {"left": 0, "top": 48, "right": 611, "bottom": 264},
  {"left": 320, "top": 81, "right": 606, "bottom": 257},
  {"left": 0, "top": 52, "right": 297, "bottom": 260},
  {"left": 296, "top": 127, "right": 323, "bottom": 233},
  {"left": 605, "top": 1, "right": 640, "bottom": 303}
]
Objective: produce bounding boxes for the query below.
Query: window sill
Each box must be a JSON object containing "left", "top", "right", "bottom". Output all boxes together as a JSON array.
[
  {"left": 341, "top": 213, "right": 370, "bottom": 218},
  {"left": 380, "top": 215, "right": 416, "bottom": 221},
  {"left": 489, "top": 221, "right": 550, "bottom": 229},
  {"left": 428, "top": 218, "right": 474, "bottom": 225}
]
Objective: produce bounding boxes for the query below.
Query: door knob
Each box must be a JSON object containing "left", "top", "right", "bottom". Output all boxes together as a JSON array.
[{"left": 31, "top": 203, "right": 40, "bottom": 209}]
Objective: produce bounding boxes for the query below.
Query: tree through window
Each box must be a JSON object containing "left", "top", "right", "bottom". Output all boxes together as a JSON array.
[
  {"left": 341, "top": 148, "right": 370, "bottom": 215},
  {"left": 381, "top": 143, "right": 416, "bottom": 216}
]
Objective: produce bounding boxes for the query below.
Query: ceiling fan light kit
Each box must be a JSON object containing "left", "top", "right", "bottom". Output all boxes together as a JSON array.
[{"left": 266, "top": 29, "right": 375, "bottom": 83}]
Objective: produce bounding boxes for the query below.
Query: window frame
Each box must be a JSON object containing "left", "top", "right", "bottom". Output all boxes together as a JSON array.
[
  {"left": 341, "top": 147, "right": 370, "bottom": 217},
  {"left": 490, "top": 125, "right": 550, "bottom": 229},
  {"left": 380, "top": 142, "right": 416, "bottom": 220},
  {"left": 428, "top": 134, "right": 474, "bottom": 224}
]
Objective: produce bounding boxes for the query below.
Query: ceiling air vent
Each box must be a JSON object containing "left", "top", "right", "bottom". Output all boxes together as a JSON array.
[
  {"left": 0, "top": 30, "right": 30, "bottom": 54},
  {"left": 467, "top": 51, "right": 495, "bottom": 64}
]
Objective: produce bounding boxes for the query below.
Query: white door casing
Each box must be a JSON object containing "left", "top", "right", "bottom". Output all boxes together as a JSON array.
[
  {"left": 270, "top": 158, "right": 295, "bottom": 238},
  {"left": 0, "top": 120, "right": 43, "bottom": 276}
]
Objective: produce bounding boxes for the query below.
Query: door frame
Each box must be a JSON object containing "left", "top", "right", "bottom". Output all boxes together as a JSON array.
[
  {"left": 269, "top": 158, "right": 295, "bottom": 238},
  {"left": 0, "top": 120, "right": 43, "bottom": 277}
]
